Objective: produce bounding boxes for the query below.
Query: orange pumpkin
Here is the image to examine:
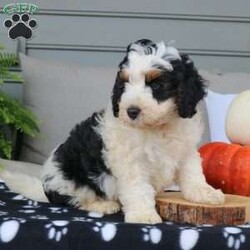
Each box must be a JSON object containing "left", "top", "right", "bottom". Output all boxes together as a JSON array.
[{"left": 199, "top": 142, "right": 250, "bottom": 196}]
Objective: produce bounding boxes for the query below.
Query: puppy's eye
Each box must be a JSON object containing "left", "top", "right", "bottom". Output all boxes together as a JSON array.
[{"left": 150, "top": 82, "right": 161, "bottom": 90}]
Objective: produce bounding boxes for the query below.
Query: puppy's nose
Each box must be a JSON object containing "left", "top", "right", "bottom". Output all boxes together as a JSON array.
[{"left": 127, "top": 106, "right": 141, "bottom": 120}]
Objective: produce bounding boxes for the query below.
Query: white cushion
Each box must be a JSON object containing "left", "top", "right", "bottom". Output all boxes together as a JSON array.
[
  {"left": 20, "top": 54, "right": 116, "bottom": 164},
  {"left": 0, "top": 158, "right": 41, "bottom": 177},
  {"left": 205, "top": 90, "right": 236, "bottom": 143},
  {"left": 199, "top": 69, "right": 250, "bottom": 145}
]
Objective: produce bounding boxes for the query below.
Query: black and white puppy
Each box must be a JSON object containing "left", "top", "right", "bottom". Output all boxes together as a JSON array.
[{"left": 42, "top": 39, "right": 224, "bottom": 224}]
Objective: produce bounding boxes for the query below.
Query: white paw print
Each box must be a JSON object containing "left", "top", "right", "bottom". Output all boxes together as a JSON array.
[
  {"left": 3, "top": 217, "right": 26, "bottom": 223},
  {"left": 19, "top": 200, "right": 40, "bottom": 213},
  {"left": 48, "top": 207, "right": 68, "bottom": 214},
  {"left": 30, "top": 215, "right": 49, "bottom": 220},
  {"left": 72, "top": 217, "right": 93, "bottom": 222},
  {"left": 223, "top": 227, "right": 246, "bottom": 250},
  {"left": 93, "top": 222, "right": 117, "bottom": 242},
  {"left": 12, "top": 194, "right": 28, "bottom": 200},
  {"left": 0, "top": 217, "right": 26, "bottom": 243},
  {"left": 45, "top": 220, "right": 69, "bottom": 242},
  {"left": 0, "top": 184, "right": 6, "bottom": 190},
  {"left": 88, "top": 211, "right": 104, "bottom": 218},
  {"left": 23, "top": 200, "right": 40, "bottom": 209},
  {"left": 239, "top": 224, "right": 250, "bottom": 229},
  {"left": 179, "top": 227, "right": 201, "bottom": 250},
  {"left": 197, "top": 224, "right": 213, "bottom": 228},
  {"left": 141, "top": 226, "right": 162, "bottom": 244},
  {"left": 0, "top": 199, "right": 5, "bottom": 206},
  {"left": 18, "top": 209, "right": 36, "bottom": 214},
  {"left": 164, "top": 221, "right": 174, "bottom": 225},
  {"left": 0, "top": 211, "right": 8, "bottom": 216}
]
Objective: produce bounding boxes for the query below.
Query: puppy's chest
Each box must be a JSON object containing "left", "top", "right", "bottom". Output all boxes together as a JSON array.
[
  {"left": 143, "top": 133, "right": 185, "bottom": 188},
  {"left": 145, "top": 129, "right": 186, "bottom": 160}
]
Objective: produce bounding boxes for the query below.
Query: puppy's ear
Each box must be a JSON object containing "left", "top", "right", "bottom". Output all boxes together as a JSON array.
[
  {"left": 111, "top": 71, "right": 125, "bottom": 117},
  {"left": 177, "top": 54, "right": 206, "bottom": 118}
]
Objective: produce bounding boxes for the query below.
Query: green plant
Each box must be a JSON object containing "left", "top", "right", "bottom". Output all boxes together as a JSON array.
[
  {"left": 0, "top": 45, "right": 22, "bottom": 84},
  {"left": 0, "top": 46, "right": 39, "bottom": 159}
]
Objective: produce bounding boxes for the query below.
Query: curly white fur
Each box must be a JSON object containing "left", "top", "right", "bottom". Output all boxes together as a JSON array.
[{"left": 98, "top": 104, "right": 224, "bottom": 223}]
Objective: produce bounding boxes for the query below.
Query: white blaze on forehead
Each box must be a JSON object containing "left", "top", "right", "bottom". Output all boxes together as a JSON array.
[
  {"left": 127, "top": 53, "right": 172, "bottom": 75},
  {"left": 124, "top": 83, "right": 151, "bottom": 101},
  {"left": 155, "top": 41, "right": 180, "bottom": 60},
  {"left": 125, "top": 41, "right": 180, "bottom": 77}
]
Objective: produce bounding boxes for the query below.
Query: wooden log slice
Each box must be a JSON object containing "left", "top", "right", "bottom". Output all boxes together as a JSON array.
[{"left": 156, "top": 192, "right": 250, "bottom": 226}]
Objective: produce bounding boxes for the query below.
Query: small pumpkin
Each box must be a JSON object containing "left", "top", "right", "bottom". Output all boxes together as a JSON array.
[
  {"left": 199, "top": 142, "right": 250, "bottom": 196},
  {"left": 226, "top": 90, "right": 250, "bottom": 145}
]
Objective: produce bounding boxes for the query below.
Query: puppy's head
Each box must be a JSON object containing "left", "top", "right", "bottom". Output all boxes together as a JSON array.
[{"left": 112, "top": 39, "right": 206, "bottom": 128}]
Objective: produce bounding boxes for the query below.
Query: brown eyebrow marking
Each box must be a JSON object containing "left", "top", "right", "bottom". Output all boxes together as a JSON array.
[
  {"left": 119, "top": 70, "right": 129, "bottom": 82},
  {"left": 145, "top": 69, "right": 162, "bottom": 82}
]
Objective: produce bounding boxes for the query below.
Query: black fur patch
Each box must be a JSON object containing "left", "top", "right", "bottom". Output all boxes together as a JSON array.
[
  {"left": 128, "top": 39, "right": 157, "bottom": 55},
  {"left": 174, "top": 54, "right": 206, "bottom": 118},
  {"left": 112, "top": 72, "right": 126, "bottom": 117},
  {"left": 44, "top": 190, "right": 73, "bottom": 207},
  {"left": 118, "top": 39, "right": 156, "bottom": 68},
  {"left": 53, "top": 111, "right": 111, "bottom": 198},
  {"left": 146, "top": 54, "right": 206, "bottom": 118},
  {"left": 145, "top": 71, "right": 179, "bottom": 102}
]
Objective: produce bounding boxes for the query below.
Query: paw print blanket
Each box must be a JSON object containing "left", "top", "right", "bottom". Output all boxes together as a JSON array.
[{"left": 0, "top": 180, "right": 249, "bottom": 250}]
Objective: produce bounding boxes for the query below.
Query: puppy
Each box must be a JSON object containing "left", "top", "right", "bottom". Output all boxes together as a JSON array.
[{"left": 42, "top": 39, "right": 225, "bottom": 224}]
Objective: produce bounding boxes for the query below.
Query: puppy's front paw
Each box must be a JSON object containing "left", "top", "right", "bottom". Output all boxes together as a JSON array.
[
  {"left": 125, "top": 210, "right": 162, "bottom": 224},
  {"left": 182, "top": 184, "right": 225, "bottom": 205},
  {"left": 81, "top": 200, "right": 121, "bottom": 214}
]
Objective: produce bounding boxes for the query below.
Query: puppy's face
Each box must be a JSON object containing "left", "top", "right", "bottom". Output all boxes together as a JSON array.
[
  {"left": 112, "top": 39, "right": 206, "bottom": 128},
  {"left": 117, "top": 68, "right": 177, "bottom": 128}
]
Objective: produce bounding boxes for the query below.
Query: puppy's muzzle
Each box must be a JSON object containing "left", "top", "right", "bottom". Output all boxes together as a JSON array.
[{"left": 127, "top": 106, "right": 141, "bottom": 120}]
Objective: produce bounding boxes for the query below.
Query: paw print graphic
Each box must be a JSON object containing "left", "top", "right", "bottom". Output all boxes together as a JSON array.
[
  {"left": 93, "top": 222, "right": 117, "bottom": 242},
  {"left": 0, "top": 211, "right": 8, "bottom": 217},
  {"left": 0, "top": 217, "right": 26, "bottom": 243},
  {"left": 18, "top": 200, "right": 40, "bottom": 214},
  {"left": 3, "top": 217, "right": 26, "bottom": 223},
  {"left": 179, "top": 227, "right": 201, "bottom": 250},
  {"left": 12, "top": 194, "right": 28, "bottom": 201},
  {"left": 22, "top": 200, "right": 40, "bottom": 209},
  {"left": 223, "top": 227, "right": 246, "bottom": 250},
  {"left": 164, "top": 221, "right": 174, "bottom": 225},
  {"left": 88, "top": 211, "right": 104, "bottom": 218},
  {"left": 141, "top": 226, "right": 162, "bottom": 244},
  {"left": 4, "top": 13, "right": 37, "bottom": 39},
  {"left": 48, "top": 207, "right": 68, "bottom": 214},
  {"left": 239, "top": 224, "right": 250, "bottom": 229},
  {"left": 45, "top": 220, "right": 69, "bottom": 242},
  {"left": 72, "top": 217, "right": 93, "bottom": 222},
  {"left": 18, "top": 209, "right": 36, "bottom": 214},
  {"left": 0, "top": 200, "right": 6, "bottom": 206},
  {"left": 0, "top": 184, "right": 7, "bottom": 190},
  {"left": 30, "top": 215, "right": 49, "bottom": 220}
]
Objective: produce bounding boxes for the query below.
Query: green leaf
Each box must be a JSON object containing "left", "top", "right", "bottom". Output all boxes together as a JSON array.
[
  {"left": 0, "top": 53, "right": 18, "bottom": 67},
  {"left": 0, "top": 45, "right": 38, "bottom": 158},
  {"left": 0, "top": 91, "right": 39, "bottom": 134},
  {"left": 0, "top": 163, "right": 4, "bottom": 172},
  {"left": 0, "top": 131, "right": 12, "bottom": 159},
  {"left": 0, "top": 47, "right": 23, "bottom": 83}
]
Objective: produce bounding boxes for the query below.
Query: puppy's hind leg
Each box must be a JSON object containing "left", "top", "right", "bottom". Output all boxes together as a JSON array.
[
  {"left": 70, "top": 186, "right": 121, "bottom": 214},
  {"left": 46, "top": 186, "right": 121, "bottom": 214}
]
